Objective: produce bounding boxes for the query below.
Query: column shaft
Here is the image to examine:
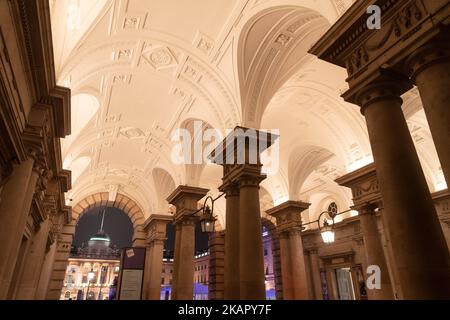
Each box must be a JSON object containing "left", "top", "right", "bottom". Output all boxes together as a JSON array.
[
  {"left": 175, "top": 221, "right": 196, "bottom": 300},
  {"left": 408, "top": 42, "right": 450, "bottom": 185},
  {"left": 148, "top": 240, "right": 165, "bottom": 300},
  {"left": 15, "top": 219, "right": 51, "bottom": 299},
  {"left": 278, "top": 234, "right": 293, "bottom": 299},
  {"left": 239, "top": 181, "right": 265, "bottom": 300},
  {"left": 288, "top": 231, "right": 308, "bottom": 299},
  {"left": 224, "top": 186, "right": 240, "bottom": 299},
  {"left": 361, "top": 81, "right": 450, "bottom": 298},
  {"left": 171, "top": 224, "right": 182, "bottom": 300},
  {"left": 309, "top": 250, "right": 323, "bottom": 300},
  {"left": 35, "top": 241, "right": 57, "bottom": 300},
  {"left": 143, "top": 244, "right": 154, "bottom": 299},
  {"left": 0, "top": 159, "right": 34, "bottom": 299},
  {"left": 358, "top": 209, "right": 393, "bottom": 299}
]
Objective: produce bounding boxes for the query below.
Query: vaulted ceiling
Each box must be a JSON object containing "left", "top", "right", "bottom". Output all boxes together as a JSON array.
[{"left": 50, "top": 0, "right": 445, "bottom": 227}]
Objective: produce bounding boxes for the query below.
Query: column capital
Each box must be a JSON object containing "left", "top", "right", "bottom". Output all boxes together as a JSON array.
[
  {"left": 353, "top": 203, "right": 379, "bottom": 216},
  {"left": 218, "top": 180, "right": 239, "bottom": 197},
  {"left": 350, "top": 75, "right": 411, "bottom": 114},
  {"left": 208, "top": 126, "right": 279, "bottom": 166},
  {"left": 335, "top": 162, "right": 383, "bottom": 208},
  {"left": 266, "top": 200, "right": 310, "bottom": 233},
  {"left": 405, "top": 36, "right": 450, "bottom": 82},
  {"left": 144, "top": 214, "right": 172, "bottom": 244},
  {"left": 166, "top": 185, "right": 209, "bottom": 223}
]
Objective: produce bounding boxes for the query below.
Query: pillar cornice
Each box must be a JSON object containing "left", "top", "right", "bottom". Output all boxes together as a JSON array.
[
  {"left": 144, "top": 214, "right": 172, "bottom": 244},
  {"left": 267, "top": 200, "right": 310, "bottom": 233},
  {"left": 309, "top": 0, "right": 448, "bottom": 92},
  {"left": 405, "top": 34, "right": 450, "bottom": 82},
  {"left": 335, "top": 162, "right": 382, "bottom": 207},
  {"left": 166, "top": 185, "right": 209, "bottom": 224}
]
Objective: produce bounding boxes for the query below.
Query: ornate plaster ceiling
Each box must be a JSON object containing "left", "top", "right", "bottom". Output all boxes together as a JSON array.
[{"left": 50, "top": 0, "right": 444, "bottom": 226}]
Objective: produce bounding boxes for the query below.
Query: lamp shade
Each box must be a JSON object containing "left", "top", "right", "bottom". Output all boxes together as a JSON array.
[
  {"left": 200, "top": 205, "right": 216, "bottom": 233},
  {"left": 320, "top": 220, "right": 335, "bottom": 243}
]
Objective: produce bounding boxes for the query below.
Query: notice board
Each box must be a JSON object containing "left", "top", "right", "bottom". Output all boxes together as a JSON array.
[{"left": 117, "top": 247, "right": 146, "bottom": 300}]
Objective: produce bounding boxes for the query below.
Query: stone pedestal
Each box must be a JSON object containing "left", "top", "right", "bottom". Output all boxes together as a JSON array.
[
  {"left": 267, "top": 201, "right": 310, "bottom": 300},
  {"left": 0, "top": 159, "right": 35, "bottom": 299},
  {"left": 407, "top": 40, "right": 450, "bottom": 185},
  {"left": 167, "top": 185, "right": 209, "bottom": 300},
  {"left": 143, "top": 214, "right": 172, "bottom": 300}
]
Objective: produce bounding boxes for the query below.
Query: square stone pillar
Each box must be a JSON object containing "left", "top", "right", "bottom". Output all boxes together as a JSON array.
[
  {"left": 208, "top": 231, "right": 225, "bottom": 300},
  {"left": 210, "top": 126, "right": 279, "bottom": 300},
  {"left": 267, "top": 200, "right": 310, "bottom": 300},
  {"left": 143, "top": 214, "right": 172, "bottom": 300},
  {"left": 336, "top": 163, "right": 395, "bottom": 300},
  {"left": 167, "top": 185, "right": 209, "bottom": 300},
  {"left": 432, "top": 190, "right": 450, "bottom": 252},
  {"left": 14, "top": 219, "right": 52, "bottom": 299},
  {"left": 0, "top": 159, "right": 35, "bottom": 299}
]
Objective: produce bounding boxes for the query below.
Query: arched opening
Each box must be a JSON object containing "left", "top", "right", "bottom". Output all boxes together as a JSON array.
[
  {"left": 61, "top": 206, "right": 132, "bottom": 300},
  {"left": 261, "top": 218, "right": 283, "bottom": 300},
  {"left": 159, "top": 221, "right": 210, "bottom": 300}
]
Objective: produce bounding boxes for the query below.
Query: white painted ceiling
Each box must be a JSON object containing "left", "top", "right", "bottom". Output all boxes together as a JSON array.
[{"left": 50, "top": 0, "right": 445, "bottom": 228}]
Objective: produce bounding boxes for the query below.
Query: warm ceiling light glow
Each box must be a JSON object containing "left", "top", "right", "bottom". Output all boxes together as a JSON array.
[
  {"left": 321, "top": 230, "right": 335, "bottom": 243},
  {"left": 346, "top": 155, "right": 374, "bottom": 172},
  {"left": 434, "top": 179, "right": 447, "bottom": 192},
  {"left": 67, "top": 4, "right": 81, "bottom": 31}
]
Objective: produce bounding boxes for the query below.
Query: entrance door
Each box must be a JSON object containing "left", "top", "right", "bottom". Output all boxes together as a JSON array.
[{"left": 334, "top": 268, "right": 355, "bottom": 300}]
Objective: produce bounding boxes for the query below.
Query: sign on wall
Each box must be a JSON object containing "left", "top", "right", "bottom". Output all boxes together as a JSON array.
[{"left": 117, "top": 247, "right": 146, "bottom": 300}]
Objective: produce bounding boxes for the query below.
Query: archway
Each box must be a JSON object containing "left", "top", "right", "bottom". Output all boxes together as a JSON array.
[
  {"left": 70, "top": 192, "right": 146, "bottom": 246},
  {"left": 261, "top": 217, "right": 283, "bottom": 300}
]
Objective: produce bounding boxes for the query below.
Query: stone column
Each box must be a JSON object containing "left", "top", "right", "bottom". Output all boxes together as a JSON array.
[
  {"left": 356, "top": 78, "right": 450, "bottom": 299},
  {"left": 143, "top": 214, "right": 171, "bottom": 300},
  {"left": 237, "top": 167, "right": 266, "bottom": 300},
  {"left": 143, "top": 244, "right": 154, "bottom": 299},
  {"left": 406, "top": 40, "right": 450, "bottom": 185},
  {"left": 171, "top": 223, "right": 182, "bottom": 300},
  {"left": 219, "top": 180, "right": 240, "bottom": 299},
  {"left": 15, "top": 219, "right": 51, "bottom": 299},
  {"left": 267, "top": 201, "right": 310, "bottom": 300},
  {"left": 208, "top": 231, "right": 225, "bottom": 300},
  {"left": 167, "top": 185, "right": 209, "bottom": 300},
  {"left": 209, "top": 126, "right": 279, "bottom": 300},
  {"left": 357, "top": 204, "right": 393, "bottom": 300},
  {"left": 309, "top": 249, "right": 323, "bottom": 300},
  {"left": 35, "top": 241, "right": 57, "bottom": 300},
  {"left": 0, "top": 159, "right": 35, "bottom": 299}
]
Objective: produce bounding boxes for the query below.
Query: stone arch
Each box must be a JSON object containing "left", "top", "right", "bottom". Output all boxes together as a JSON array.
[
  {"left": 70, "top": 192, "right": 146, "bottom": 246},
  {"left": 237, "top": 5, "right": 330, "bottom": 128},
  {"left": 261, "top": 217, "right": 283, "bottom": 300},
  {"left": 288, "top": 145, "right": 335, "bottom": 199}
]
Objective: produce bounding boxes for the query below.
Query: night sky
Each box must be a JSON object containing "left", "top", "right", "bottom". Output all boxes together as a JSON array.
[
  {"left": 73, "top": 207, "right": 134, "bottom": 248},
  {"left": 73, "top": 206, "right": 209, "bottom": 254}
]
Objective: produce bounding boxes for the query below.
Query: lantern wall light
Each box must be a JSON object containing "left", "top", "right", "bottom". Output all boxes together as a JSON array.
[
  {"left": 178, "top": 192, "right": 225, "bottom": 233},
  {"left": 302, "top": 208, "right": 354, "bottom": 244}
]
